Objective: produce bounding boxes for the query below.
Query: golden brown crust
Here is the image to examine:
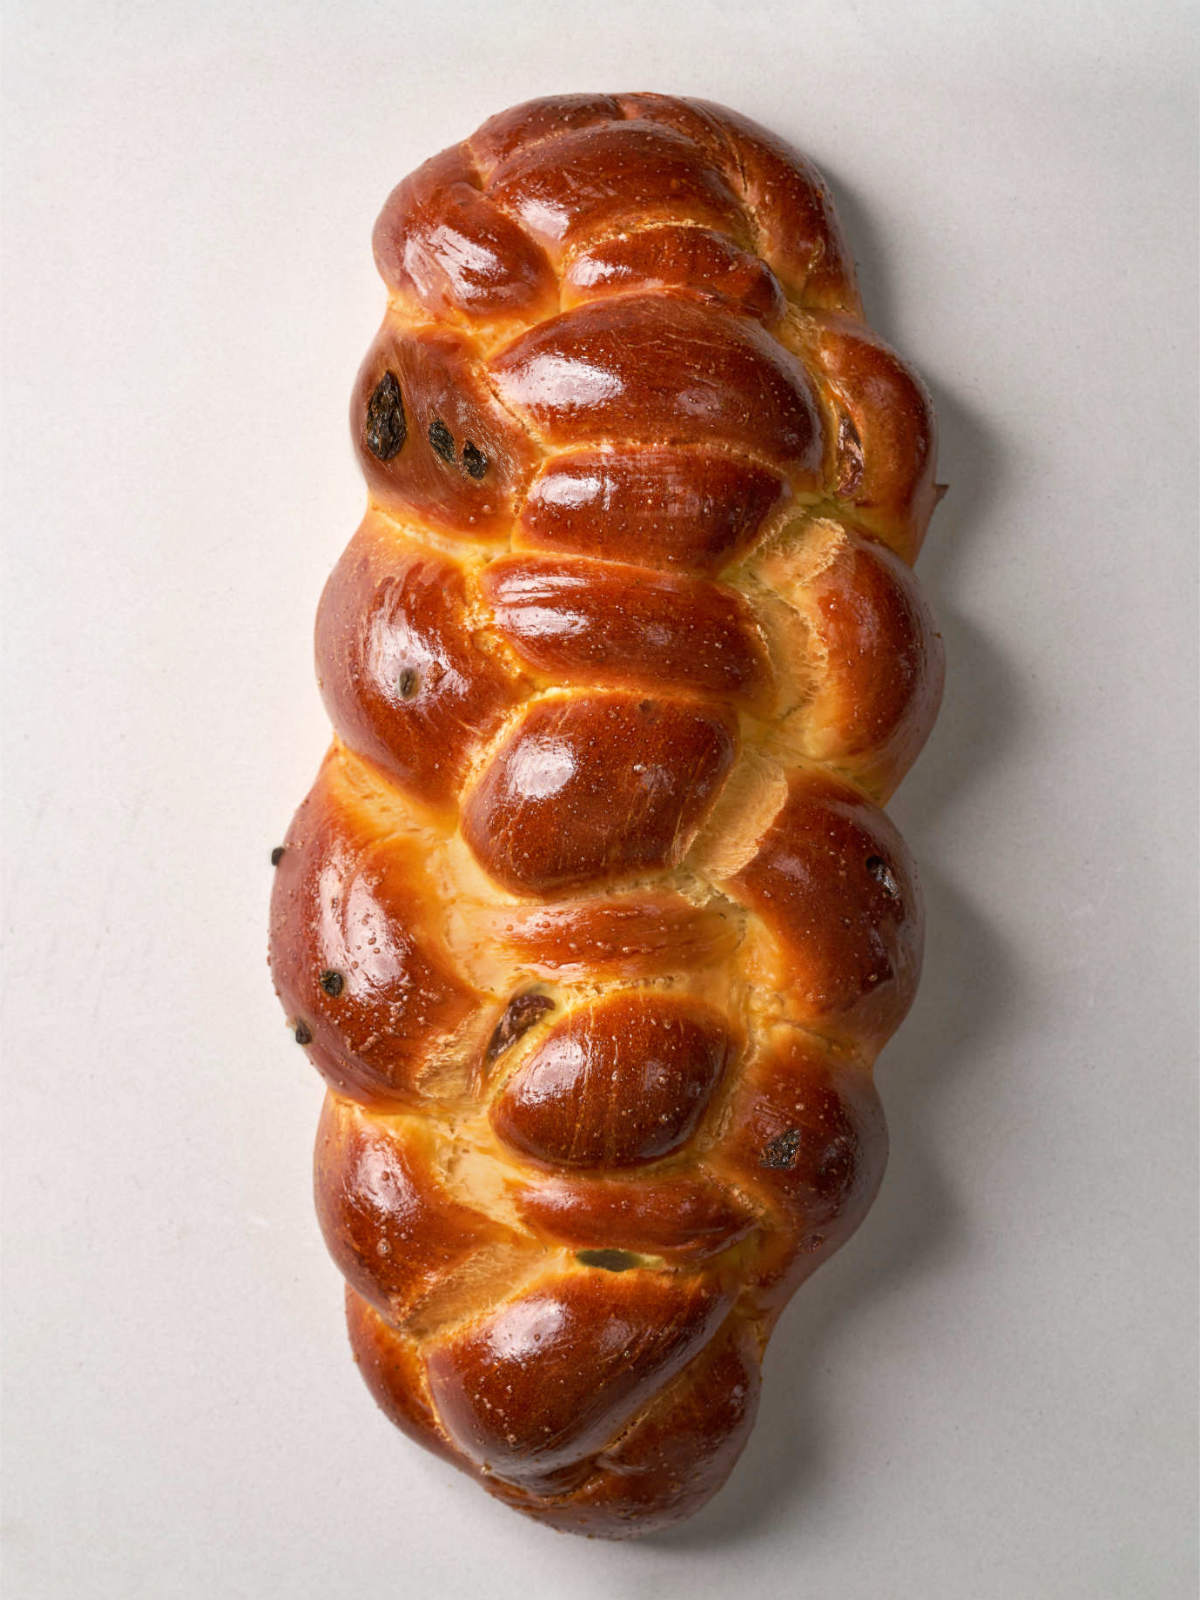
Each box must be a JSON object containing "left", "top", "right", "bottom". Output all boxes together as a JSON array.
[
  {"left": 490, "top": 993, "right": 734, "bottom": 1169},
  {"left": 764, "top": 521, "right": 945, "bottom": 799},
  {"left": 713, "top": 1029, "right": 888, "bottom": 1312},
  {"left": 460, "top": 691, "right": 739, "bottom": 896},
  {"left": 270, "top": 92, "right": 943, "bottom": 1538},
  {"left": 373, "top": 147, "right": 558, "bottom": 324},
  {"left": 728, "top": 770, "right": 923, "bottom": 1052},
  {"left": 787, "top": 313, "right": 940, "bottom": 562},
  {"left": 485, "top": 889, "right": 742, "bottom": 981},
  {"left": 346, "top": 1287, "right": 467, "bottom": 1468},
  {"left": 316, "top": 515, "right": 524, "bottom": 810},
  {"left": 490, "top": 293, "right": 824, "bottom": 472},
  {"left": 351, "top": 321, "right": 541, "bottom": 541},
  {"left": 482, "top": 555, "right": 771, "bottom": 705},
  {"left": 516, "top": 447, "right": 788, "bottom": 572},
  {"left": 270, "top": 754, "right": 486, "bottom": 1108},
  {"left": 423, "top": 1269, "right": 735, "bottom": 1493},
  {"left": 316, "top": 1097, "right": 524, "bottom": 1322},
  {"left": 563, "top": 225, "right": 787, "bottom": 321},
  {"left": 487, "top": 121, "right": 747, "bottom": 251},
  {"left": 512, "top": 1169, "right": 757, "bottom": 1263}
]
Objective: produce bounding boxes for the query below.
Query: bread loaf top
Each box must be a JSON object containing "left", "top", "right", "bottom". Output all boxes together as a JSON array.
[{"left": 269, "top": 93, "right": 944, "bottom": 1538}]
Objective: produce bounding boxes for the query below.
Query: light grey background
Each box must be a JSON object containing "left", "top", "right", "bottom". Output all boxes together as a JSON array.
[{"left": 2, "top": 2, "right": 1196, "bottom": 1596}]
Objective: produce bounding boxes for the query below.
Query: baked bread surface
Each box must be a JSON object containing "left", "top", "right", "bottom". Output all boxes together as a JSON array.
[{"left": 270, "top": 92, "right": 943, "bottom": 1537}]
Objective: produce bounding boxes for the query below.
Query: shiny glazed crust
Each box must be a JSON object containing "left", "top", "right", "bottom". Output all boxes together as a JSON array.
[{"left": 269, "top": 93, "right": 944, "bottom": 1538}]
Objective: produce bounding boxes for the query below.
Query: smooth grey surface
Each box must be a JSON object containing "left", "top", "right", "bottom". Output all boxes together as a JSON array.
[{"left": 2, "top": 3, "right": 1196, "bottom": 1597}]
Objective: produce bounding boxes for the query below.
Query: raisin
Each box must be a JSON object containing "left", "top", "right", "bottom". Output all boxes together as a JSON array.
[
  {"left": 835, "top": 411, "right": 864, "bottom": 495},
  {"left": 319, "top": 971, "right": 344, "bottom": 997},
  {"left": 397, "top": 667, "right": 419, "bottom": 700},
  {"left": 461, "top": 440, "right": 488, "bottom": 479},
  {"left": 270, "top": 846, "right": 285, "bottom": 866},
  {"left": 428, "top": 417, "right": 455, "bottom": 462},
  {"left": 576, "top": 1249, "right": 641, "bottom": 1273},
  {"left": 293, "top": 1020, "right": 313, "bottom": 1046},
  {"left": 760, "top": 1128, "right": 803, "bottom": 1169},
  {"left": 485, "top": 991, "right": 554, "bottom": 1064},
  {"left": 866, "top": 855, "right": 900, "bottom": 898},
  {"left": 365, "top": 371, "right": 406, "bottom": 461}
]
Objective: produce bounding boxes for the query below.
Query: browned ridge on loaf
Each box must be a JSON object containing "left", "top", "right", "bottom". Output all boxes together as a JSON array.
[{"left": 269, "top": 91, "right": 944, "bottom": 1538}]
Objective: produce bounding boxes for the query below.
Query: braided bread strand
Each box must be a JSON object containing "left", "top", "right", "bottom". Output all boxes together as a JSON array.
[{"left": 269, "top": 93, "right": 944, "bottom": 1538}]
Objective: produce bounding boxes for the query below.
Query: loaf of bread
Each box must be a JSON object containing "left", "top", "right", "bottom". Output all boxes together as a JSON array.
[{"left": 269, "top": 92, "right": 943, "bottom": 1538}]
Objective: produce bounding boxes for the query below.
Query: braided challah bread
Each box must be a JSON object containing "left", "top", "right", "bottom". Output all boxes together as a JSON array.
[{"left": 269, "top": 92, "right": 944, "bottom": 1538}]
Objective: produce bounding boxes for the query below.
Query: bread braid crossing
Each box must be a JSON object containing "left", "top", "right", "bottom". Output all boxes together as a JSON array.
[{"left": 269, "top": 93, "right": 944, "bottom": 1538}]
